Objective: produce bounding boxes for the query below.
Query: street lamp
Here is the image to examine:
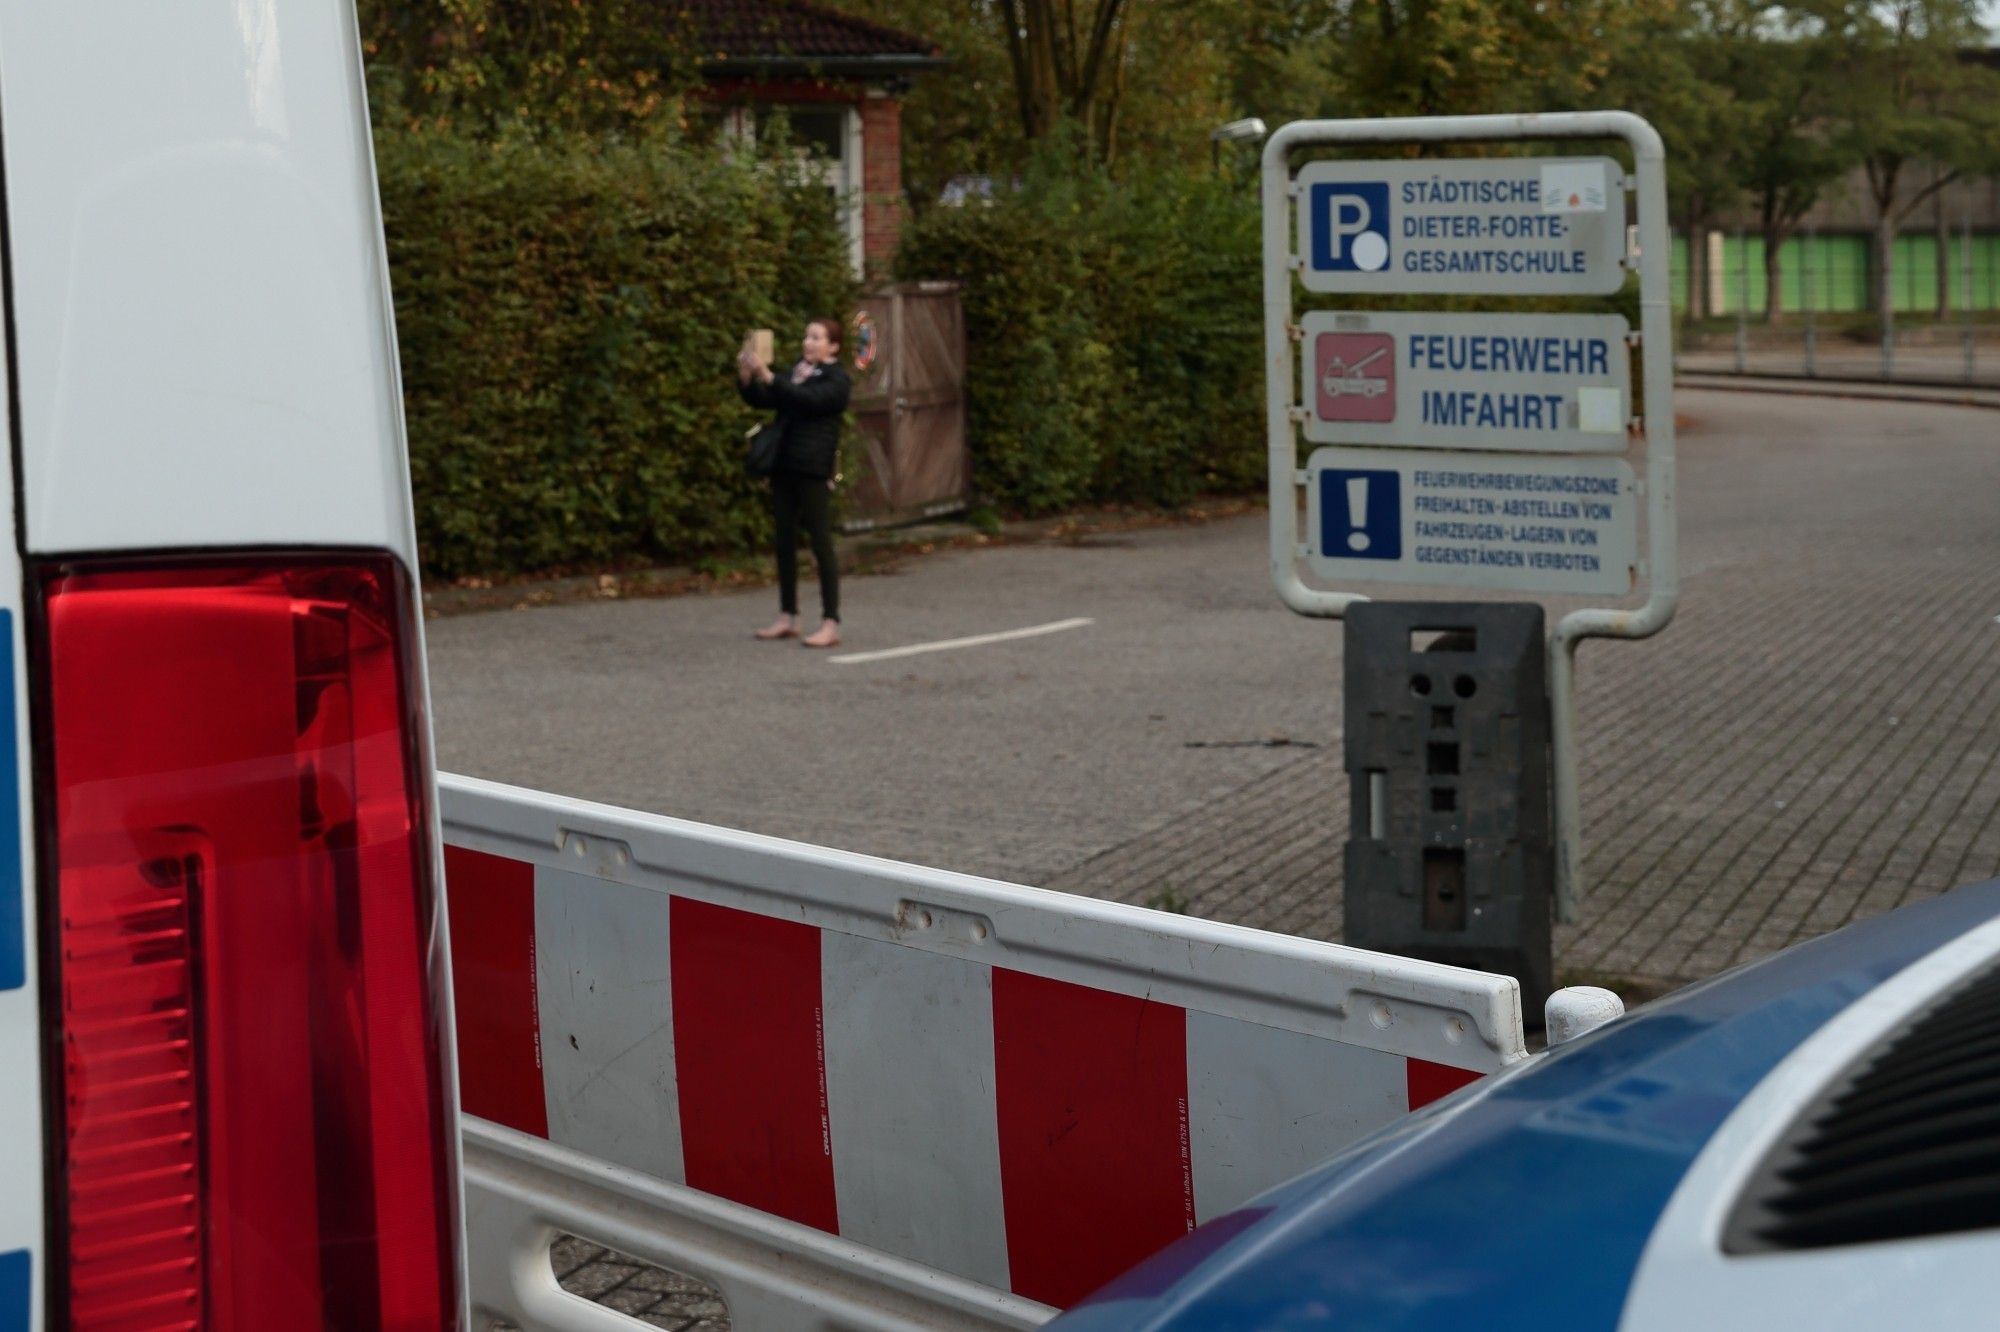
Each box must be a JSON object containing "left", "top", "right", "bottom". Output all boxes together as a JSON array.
[{"left": 1211, "top": 117, "right": 1268, "bottom": 171}]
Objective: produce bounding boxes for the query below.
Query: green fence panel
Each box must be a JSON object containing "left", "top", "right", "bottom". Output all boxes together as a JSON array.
[
  {"left": 1603, "top": 229, "right": 1990, "bottom": 315},
  {"left": 1709, "top": 233, "right": 1871, "bottom": 316},
  {"left": 1942, "top": 233, "right": 2000, "bottom": 311},
  {"left": 1892, "top": 234, "right": 1940, "bottom": 313},
  {"left": 1821, "top": 235, "right": 1870, "bottom": 313},
  {"left": 1790, "top": 234, "right": 1869, "bottom": 314},
  {"left": 1714, "top": 234, "right": 1766, "bottom": 315}
]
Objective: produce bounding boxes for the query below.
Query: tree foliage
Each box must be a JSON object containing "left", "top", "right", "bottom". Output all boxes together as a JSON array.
[
  {"left": 358, "top": 0, "right": 697, "bottom": 134},
  {"left": 1598, "top": 3, "right": 1745, "bottom": 317},
  {"left": 895, "top": 148, "right": 1263, "bottom": 513},
  {"left": 1804, "top": 0, "right": 2000, "bottom": 330},
  {"left": 997, "top": 0, "right": 1131, "bottom": 151},
  {"left": 832, "top": 0, "right": 1028, "bottom": 200},
  {"left": 1735, "top": 32, "right": 1846, "bottom": 317},
  {"left": 1325, "top": 0, "right": 1665, "bottom": 119},
  {"left": 378, "top": 129, "right": 855, "bottom": 578}
]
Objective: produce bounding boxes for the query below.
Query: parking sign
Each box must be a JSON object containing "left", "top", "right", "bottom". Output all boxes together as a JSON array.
[
  {"left": 1308, "top": 182, "right": 1391, "bottom": 273},
  {"left": 1294, "top": 158, "right": 1628, "bottom": 295}
]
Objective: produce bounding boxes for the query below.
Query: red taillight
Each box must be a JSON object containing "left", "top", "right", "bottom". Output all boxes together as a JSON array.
[{"left": 34, "top": 555, "right": 460, "bottom": 1331}]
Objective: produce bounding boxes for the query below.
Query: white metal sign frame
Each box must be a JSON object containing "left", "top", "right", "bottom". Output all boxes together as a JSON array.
[{"left": 1263, "top": 113, "right": 1679, "bottom": 922}]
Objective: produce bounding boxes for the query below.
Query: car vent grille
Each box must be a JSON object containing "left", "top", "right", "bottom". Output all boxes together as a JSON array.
[{"left": 1723, "top": 958, "right": 2000, "bottom": 1253}]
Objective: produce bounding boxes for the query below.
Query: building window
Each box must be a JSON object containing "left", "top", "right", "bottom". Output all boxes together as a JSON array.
[{"left": 759, "top": 105, "right": 846, "bottom": 160}]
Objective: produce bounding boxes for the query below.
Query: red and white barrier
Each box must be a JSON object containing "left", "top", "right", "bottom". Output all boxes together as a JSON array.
[{"left": 442, "top": 776, "right": 1523, "bottom": 1309}]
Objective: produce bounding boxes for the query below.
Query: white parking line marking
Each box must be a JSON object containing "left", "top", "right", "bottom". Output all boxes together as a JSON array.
[{"left": 829, "top": 618, "right": 1094, "bottom": 666}]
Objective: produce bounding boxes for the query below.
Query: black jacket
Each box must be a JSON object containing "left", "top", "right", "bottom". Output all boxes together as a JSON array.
[{"left": 739, "top": 360, "right": 850, "bottom": 480}]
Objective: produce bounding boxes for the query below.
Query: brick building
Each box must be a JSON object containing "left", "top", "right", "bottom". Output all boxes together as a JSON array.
[{"left": 684, "top": 1, "right": 945, "bottom": 276}]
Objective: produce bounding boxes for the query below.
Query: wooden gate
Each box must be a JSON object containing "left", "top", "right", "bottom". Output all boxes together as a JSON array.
[{"left": 843, "top": 281, "right": 968, "bottom": 531}]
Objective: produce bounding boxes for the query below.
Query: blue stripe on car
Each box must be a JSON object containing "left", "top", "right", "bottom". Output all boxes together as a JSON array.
[
  {"left": 1051, "top": 877, "right": 2000, "bottom": 1331},
  {"left": 0, "top": 1249, "right": 25, "bottom": 1332}
]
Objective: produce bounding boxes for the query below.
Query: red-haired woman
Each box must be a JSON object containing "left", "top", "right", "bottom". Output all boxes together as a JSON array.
[{"left": 738, "top": 316, "right": 851, "bottom": 648}]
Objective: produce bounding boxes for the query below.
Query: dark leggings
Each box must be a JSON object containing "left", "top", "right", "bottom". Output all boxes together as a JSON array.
[{"left": 772, "top": 470, "right": 839, "bottom": 621}]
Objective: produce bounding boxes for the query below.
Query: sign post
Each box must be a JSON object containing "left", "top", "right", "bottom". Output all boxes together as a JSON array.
[{"left": 1263, "top": 113, "right": 1678, "bottom": 925}]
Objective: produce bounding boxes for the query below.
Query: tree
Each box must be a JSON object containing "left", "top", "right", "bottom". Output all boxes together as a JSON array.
[
  {"left": 1325, "top": 0, "right": 1666, "bottom": 121},
  {"left": 1599, "top": 1, "right": 1747, "bottom": 321},
  {"left": 1212, "top": 0, "right": 1342, "bottom": 125},
  {"left": 996, "top": 0, "right": 1134, "bottom": 158},
  {"left": 832, "top": 2, "right": 1019, "bottom": 206},
  {"left": 1729, "top": 17, "right": 1847, "bottom": 319},
  {"left": 1809, "top": 0, "right": 2000, "bottom": 336},
  {"left": 357, "top": 0, "right": 696, "bottom": 134},
  {"left": 845, "top": 0, "right": 1248, "bottom": 191},
  {"left": 1088, "top": 1, "right": 1236, "bottom": 168}
]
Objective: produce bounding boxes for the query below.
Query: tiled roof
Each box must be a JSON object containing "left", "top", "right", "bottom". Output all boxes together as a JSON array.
[{"left": 681, "top": 0, "right": 941, "bottom": 63}]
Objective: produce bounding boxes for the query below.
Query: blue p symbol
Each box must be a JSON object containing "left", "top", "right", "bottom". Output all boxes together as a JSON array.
[
  {"left": 1310, "top": 182, "right": 1391, "bottom": 273},
  {"left": 1321, "top": 468, "right": 1400, "bottom": 560}
]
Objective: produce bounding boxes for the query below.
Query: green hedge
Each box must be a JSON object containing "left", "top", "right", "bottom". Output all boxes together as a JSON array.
[
  {"left": 379, "top": 129, "right": 855, "bottom": 580},
  {"left": 896, "top": 158, "right": 1263, "bottom": 515}
]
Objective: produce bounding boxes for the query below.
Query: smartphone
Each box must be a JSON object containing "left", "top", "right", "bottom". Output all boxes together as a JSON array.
[{"left": 750, "top": 328, "right": 774, "bottom": 365}]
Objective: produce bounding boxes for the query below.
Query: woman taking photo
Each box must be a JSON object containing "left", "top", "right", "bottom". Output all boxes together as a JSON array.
[{"left": 738, "top": 316, "right": 850, "bottom": 648}]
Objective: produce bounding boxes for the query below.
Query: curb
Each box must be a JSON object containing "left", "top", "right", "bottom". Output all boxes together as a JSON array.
[{"left": 1676, "top": 371, "right": 2000, "bottom": 412}]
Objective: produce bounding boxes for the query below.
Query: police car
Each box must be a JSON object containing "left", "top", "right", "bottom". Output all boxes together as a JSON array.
[{"left": 1049, "top": 878, "right": 2000, "bottom": 1330}]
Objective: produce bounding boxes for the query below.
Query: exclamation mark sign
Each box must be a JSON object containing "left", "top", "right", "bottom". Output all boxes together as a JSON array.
[{"left": 1347, "top": 476, "right": 1371, "bottom": 551}]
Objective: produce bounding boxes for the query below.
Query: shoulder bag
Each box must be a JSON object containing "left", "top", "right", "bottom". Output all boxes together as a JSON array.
[{"left": 744, "top": 420, "right": 783, "bottom": 478}]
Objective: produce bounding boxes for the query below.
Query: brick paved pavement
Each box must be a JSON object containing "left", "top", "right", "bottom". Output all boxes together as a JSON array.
[
  {"left": 1045, "top": 390, "right": 2000, "bottom": 991},
  {"left": 547, "top": 1238, "right": 727, "bottom": 1328}
]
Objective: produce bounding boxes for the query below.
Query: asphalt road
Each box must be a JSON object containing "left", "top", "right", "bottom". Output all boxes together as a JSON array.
[
  {"left": 427, "top": 387, "right": 2000, "bottom": 993},
  {"left": 424, "top": 503, "right": 1342, "bottom": 885}
]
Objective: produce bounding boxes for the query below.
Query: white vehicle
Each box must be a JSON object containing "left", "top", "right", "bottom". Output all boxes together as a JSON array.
[{"left": 0, "top": 5, "right": 460, "bottom": 1330}]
